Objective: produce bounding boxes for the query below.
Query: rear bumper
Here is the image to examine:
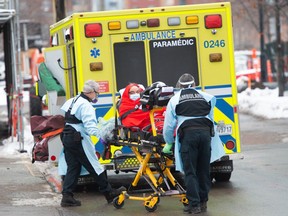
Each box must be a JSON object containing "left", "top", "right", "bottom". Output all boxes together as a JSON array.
[{"left": 210, "top": 159, "right": 233, "bottom": 173}]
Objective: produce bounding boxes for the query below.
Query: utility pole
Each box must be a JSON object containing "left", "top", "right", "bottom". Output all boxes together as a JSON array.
[
  {"left": 258, "top": 0, "right": 267, "bottom": 82},
  {"left": 275, "top": 0, "right": 285, "bottom": 96},
  {"left": 54, "top": 0, "right": 66, "bottom": 22}
]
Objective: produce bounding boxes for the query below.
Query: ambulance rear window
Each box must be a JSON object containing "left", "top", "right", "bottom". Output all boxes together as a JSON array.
[
  {"left": 149, "top": 37, "right": 199, "bottom": 87},
  {"left": 114, "top": 41, "right": 147, "bottom": 90}
]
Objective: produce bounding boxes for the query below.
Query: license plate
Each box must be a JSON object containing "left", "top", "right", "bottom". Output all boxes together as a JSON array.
[
  {"left": 216, "top": 124, "right": 232, "bottom": 135},
  {"left": 210, "top": 160, "right": 233, "bottom": 173}
]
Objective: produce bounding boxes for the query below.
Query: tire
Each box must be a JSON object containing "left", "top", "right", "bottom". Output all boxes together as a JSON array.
[
  {"left": 29, "top": 86, "right": 42, "bottom": 116},
  {"left": 214, "top": 173, "right": 231, "bottom": 182},
  {"left": 145, "top": 203, "right": 157, "bottom": 212},
  {"left": 113, "top": 197, "right": 124, "bottom": 209}
]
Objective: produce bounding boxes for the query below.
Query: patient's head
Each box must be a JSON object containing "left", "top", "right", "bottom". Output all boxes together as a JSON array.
[
  {"left": 129, "top": 85, "right": 141, "bottom": 95},
  {"left": 129, "top": 85, "right": 141, "bottom": 101}
]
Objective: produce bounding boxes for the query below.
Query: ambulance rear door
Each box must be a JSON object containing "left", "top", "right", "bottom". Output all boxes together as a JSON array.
[
  {"left": 110, "top": 28, "right": 201, "bottom": 90},
  {"left": 148, "top": 29, "right": 200, "bottom": 87}
]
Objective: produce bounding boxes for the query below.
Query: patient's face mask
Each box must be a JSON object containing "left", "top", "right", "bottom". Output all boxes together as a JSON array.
[{"left": 129, "top": 93, "right": 140, "bottom": 101}]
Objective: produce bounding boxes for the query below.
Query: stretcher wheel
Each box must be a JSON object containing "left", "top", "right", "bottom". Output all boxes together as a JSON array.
[
  {"left": 113, "top": 197, "right": 124, "bottom": 209},
  {"left": 181, "top": 197, "right": 189, "bottom": 206},
  {"left": 145, "top": 203, "right": 157, "bottom": 212}
]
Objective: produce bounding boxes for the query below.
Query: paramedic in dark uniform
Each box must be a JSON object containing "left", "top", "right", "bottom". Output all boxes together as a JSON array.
[
  {"left": 60, "top": 80, "right": 125, "bottom": 207},
  {"left": 162, "top": 74, "right": 216, "bottom": 214}
]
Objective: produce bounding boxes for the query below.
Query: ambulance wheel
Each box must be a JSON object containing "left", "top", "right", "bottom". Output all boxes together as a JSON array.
[
  {"left": 145, "top": 203, "right": 157, "bottom": 212},
  {"left": 113, "top": 197, "right": 124, "bottom": 209},
  {"left": 214, "top": 173, "right": 231, "bottom": 182}
]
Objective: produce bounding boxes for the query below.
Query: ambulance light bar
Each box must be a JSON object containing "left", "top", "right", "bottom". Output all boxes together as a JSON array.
[
  {"left": 205, "top": 14, "right": 222, "bottom": 29},
  {"left": 103, "top": 14, "right": 219, "bottom": 32},
  {"left": 85, "top": 23, "right": 102, "bottom": 37}
]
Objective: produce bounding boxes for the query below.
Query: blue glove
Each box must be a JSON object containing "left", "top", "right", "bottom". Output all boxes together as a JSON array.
[{"left": 162, "top": 143, "right": 173, "bottom": 154}]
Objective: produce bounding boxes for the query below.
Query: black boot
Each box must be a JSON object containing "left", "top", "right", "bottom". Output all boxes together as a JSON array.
[
  {"left": 104, "top": 186, "right": 126, "bottom": 203},
  {"left": 200, "top": 201, "right": 207, "bottom": 212},
  {"left": 183, "top": 205, "right": 201, "bottom": 214},
  {"left": 61, "top": 193, "right": 81, "bottom": 207}
]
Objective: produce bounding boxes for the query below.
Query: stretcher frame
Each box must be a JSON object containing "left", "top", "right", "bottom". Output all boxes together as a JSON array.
[{"left": 110, "top": 107, "right": 188, "bottom": 212}]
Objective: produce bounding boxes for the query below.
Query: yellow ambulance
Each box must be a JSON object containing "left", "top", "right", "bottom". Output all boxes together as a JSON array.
[{"left": 42, "top": 2, "right": 240, "bottom": 182}]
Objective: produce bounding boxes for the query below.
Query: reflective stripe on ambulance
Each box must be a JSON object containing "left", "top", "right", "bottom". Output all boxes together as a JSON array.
[{"left": 205, "top": 85, "right": 239, "bottom": 153}]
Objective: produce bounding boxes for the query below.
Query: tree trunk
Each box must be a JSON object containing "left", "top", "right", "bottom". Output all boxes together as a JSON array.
[
  {"left": 275, "top": 0, "right": 285, "bottom": 96},
  {"left": 55, "top": 0, "right": 66, "bottom": 22}
]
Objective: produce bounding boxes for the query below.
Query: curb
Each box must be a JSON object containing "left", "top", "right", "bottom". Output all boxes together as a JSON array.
[
  {"left": 43, "top": 165, "right": 63, "bottom": 193},
  {"left": 46, "top": 174, "right": 62, "bottom": 193}
]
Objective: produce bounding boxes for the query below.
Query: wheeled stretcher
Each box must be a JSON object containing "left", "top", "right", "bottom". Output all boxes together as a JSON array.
[{"left": 106, "top": 85, "right": 189, "bottom": 212}]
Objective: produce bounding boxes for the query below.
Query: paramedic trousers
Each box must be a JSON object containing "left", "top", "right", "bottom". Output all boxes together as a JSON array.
[
  {"left": 61, "top": 132, "right": 111, "bottom": 195},
  {"left": 179, "top": 128, "right": 211, "bottom": 208}
]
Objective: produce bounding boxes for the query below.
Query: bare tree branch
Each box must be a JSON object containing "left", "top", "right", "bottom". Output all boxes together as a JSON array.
[{"left": 239, "top": 1, "right": 259, "bottom": 32}]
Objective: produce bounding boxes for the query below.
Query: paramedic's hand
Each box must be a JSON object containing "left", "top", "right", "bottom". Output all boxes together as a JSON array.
[{"left": 162, "top": 143, "right": 173, "bottom": 154}]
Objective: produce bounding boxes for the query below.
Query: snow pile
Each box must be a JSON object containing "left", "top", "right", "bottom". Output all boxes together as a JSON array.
[
  {"left": 238, "top": 87, "right": 288, "bottom": 119},
  {"left": 0, "top": 117, "right": 34, "bottom": 158}
]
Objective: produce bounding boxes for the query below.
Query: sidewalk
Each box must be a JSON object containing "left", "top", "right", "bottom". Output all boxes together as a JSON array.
[
  {"left": 34, "top": 160, "right": 63, "bottom": 193},
  {"left": 0, "top": 155, "right": 61, "bottom": 216},
  {"left": 0, "top": 115, "right": 63, "bottom": 194}
]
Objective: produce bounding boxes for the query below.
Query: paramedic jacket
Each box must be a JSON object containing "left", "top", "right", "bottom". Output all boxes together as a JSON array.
[
  {"left": 163, "top": 87, "right": 224, "bottom": 172},
  {"left": 58, "top": 93, "right": 104, "bottom": 176}
]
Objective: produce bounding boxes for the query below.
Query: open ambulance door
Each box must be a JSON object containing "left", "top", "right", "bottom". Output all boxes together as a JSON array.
[{"left": 41, "top": 45, "right": 75, "bottom": 115}]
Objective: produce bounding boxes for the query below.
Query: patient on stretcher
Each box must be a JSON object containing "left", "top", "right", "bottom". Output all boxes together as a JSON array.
[
  {"left": 118, "top": 82, "right": 173, "bottom": 135},
  {"left": 118, "top": 83, "right": 152, "bottom": 130}
]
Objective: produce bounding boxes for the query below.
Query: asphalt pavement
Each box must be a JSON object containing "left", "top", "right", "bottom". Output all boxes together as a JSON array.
[{"left": 2, "top": 140, "right": 288, "bottom": 216}]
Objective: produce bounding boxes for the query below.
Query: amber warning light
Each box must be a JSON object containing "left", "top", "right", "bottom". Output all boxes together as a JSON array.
[
  {"left": 85, "top": 23, "right": 103, "bottom": 37},
  {"left": 205, "top": 14, "right": 222, "bottom": 29}
]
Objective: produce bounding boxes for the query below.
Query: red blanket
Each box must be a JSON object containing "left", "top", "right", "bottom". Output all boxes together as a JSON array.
[{"left": 119, "top": 83, "right": 151, "bottom": 129}]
